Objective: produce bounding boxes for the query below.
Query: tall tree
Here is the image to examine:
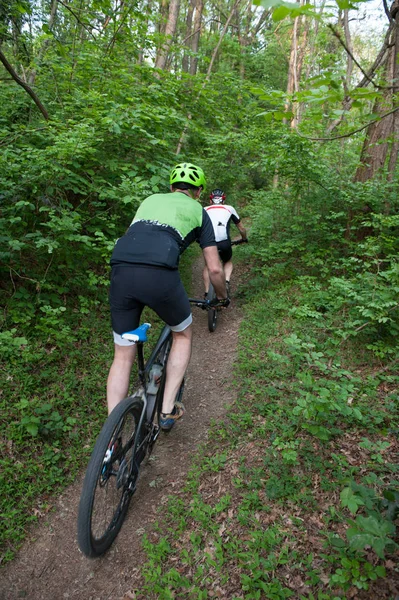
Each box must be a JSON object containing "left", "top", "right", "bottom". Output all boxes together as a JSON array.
[
  {"left": 155, "top": 0, "right": 181, "bottom": 70},
  {"left": 182, "top": 0, "right": 195, "bottom": 72},
  {"left": 354, "top": 0, "right": 399, "bottom": 184},
  {"left": 285, "top": 11, "right": 309, "bottom": 127},
  {"left": 189, "top": 0, "right": 203, "bottom": 75}
]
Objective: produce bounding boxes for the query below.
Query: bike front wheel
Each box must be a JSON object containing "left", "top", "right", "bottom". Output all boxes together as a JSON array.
[
  {"left": 207, "top": 283, "right": 218, "bottom": 332},
  {"left": 77, "top": 395, "right": 145, "bottom": 558}
]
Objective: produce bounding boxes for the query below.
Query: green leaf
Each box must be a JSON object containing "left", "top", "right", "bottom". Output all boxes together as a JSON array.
[
  {"left": 341, "top": 487, "right": 364, "bottom": 514},
  {"left": 15, "top": 3, "right": 31, "bottom": 14},
  {"left": 273, "top": 110, "right": 288, "bottom": 120},
  {"left": 253, "top": 0, "right": 294, "bottom": 6},
  {"left": 41, "top": 24, "right": 53, "bottom": 35},
  {"left": 26, "top": 423, "right": 39, "bottom": 436},
  {"left": 330, "top": 536, "right": 346, "bottom": 548},
  {"left": 272, "top": 5, "right": 292, "bottom": 20},
  {"left": 356, "top": 515, "right": 388, "bottom": 536},
  {"left": 335, "top": 0, "right": 360, "bottom": 8},
  {"left": 56, "top": 41, "right": 68, "bottom": 58}
]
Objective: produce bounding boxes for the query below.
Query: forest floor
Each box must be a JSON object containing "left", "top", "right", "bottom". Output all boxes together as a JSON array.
[{"left": 0, "top": 258, "right": 243, "bottom": 600}]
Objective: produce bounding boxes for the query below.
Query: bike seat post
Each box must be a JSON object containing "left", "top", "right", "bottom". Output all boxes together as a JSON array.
[{"left": 136, "top": 342, "right": 146, "bottom": 385}]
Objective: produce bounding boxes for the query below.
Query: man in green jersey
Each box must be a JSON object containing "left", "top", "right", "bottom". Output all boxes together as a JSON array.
[{"left": 107, "top": 163, "right": 228, "bottom": 430}]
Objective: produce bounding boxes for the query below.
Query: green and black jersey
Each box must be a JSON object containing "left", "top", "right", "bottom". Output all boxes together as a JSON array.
[{"left": 111, "top": 192, "right": 216, "bottom": 269}]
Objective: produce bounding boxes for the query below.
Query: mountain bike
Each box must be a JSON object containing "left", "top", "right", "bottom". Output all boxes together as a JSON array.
[
  {"left": 77, "top": 299, "right": 211, "bottom": 558},
  {"left": 206, "top": 238, "right": 247, "bottom": 332}
]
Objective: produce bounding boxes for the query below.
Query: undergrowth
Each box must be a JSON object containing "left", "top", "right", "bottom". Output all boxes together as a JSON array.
[{"left": 133, "top": 268, "right": 399, "bottom": 599}]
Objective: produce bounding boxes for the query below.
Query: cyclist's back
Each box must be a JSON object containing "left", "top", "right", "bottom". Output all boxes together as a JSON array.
[
  {"left": 204, "top": 202, "right": 240, "bottom": 243},
  {"left": 107, "top": 164, "right": 229, "bottom": 431},
  {"left": 111, "top": 191, "right": 213, "bottom": 270},
  {"left": 202, "top": 188, "right": 247, "bottom": 296}
]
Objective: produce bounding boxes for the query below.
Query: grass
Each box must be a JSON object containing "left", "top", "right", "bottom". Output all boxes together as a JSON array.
[
  {"left": 0, "top": 302, "right": 112, "bottom": 562},
  {"left": 1, "top": 242, "right": 398, "bottom": 598},
  {"left": 130, "top": 273, "right": 399, "bottom": 599}
]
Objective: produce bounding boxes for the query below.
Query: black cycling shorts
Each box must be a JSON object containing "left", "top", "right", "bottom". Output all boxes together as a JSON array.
[
  {"left": 216, "top": 239, "right": 232, "bottom": 264},
  {"left": 109, "top": 265, "right": 192, "bottom": 341}
]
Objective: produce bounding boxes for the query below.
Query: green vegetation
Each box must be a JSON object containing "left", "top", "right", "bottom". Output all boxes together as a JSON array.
[
  {"left": 133, "top": 233, "right": 399, "bottom": 598},
  {"left": 1, "top": 0, "right": 398, "bottom": 595}
]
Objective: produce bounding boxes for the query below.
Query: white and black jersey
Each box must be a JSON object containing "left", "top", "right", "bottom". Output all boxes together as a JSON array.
[{"left": 204, "top": 204, "right": 240, "bottom": 242}]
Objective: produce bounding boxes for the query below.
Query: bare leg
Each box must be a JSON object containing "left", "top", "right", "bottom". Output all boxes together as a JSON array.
[
  {"left": 161, "top": 326, "right": 192, "bottom": 414},
  {"left": 224, "top": 260, "right": 233, "bottom": 282},
  {"left": 203, "top": 265, "right": 210, "bottom": 294},
  {"left": 106, "top": 344, "right": 137, "bottom": 414}
]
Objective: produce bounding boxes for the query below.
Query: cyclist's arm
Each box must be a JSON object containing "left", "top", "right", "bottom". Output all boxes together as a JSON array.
[
  {"left": 202, "top": 246, "right": 228, "bottom": 299},
  {"left": 236, "top": 221, "right": 247, "bottom": 240}
]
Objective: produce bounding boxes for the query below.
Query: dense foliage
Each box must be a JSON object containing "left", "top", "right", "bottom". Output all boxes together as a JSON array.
[{"left": 1, "top": 0, "right": 398, "bottom": 594}]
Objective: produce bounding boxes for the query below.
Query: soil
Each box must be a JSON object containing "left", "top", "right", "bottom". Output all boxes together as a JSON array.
[{"left": 0, "top": 259, "right": 243, "bottom": 600}]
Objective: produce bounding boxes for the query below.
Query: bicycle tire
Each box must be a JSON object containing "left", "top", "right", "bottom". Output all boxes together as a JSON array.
[
  {"left": 207, "top": 283, "right": 218, "bottom": 332},
  {"left": 77, "top": 395, "right": 144, "bottom": 558}
]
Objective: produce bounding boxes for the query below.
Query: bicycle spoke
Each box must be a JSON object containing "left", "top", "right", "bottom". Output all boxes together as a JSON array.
[
  {"left": 77, "top": 396, "right": 144, "bottom": 557},
  {"left": 89, "top": 409, "right": 137, "bottom": 542}
]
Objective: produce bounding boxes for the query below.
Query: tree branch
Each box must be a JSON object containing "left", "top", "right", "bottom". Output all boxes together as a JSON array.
[
  {"left": 327, "top": 26, "right": 395, "bottom": 134},
  {"left": 0, "top": 49, "right": 49, "bottom": 120},
  {"left": 357, "top": 24, "right": 394, "bottom": 89},
  {"left": 328, "top": 24, "right": 382, "bottom": 89},
  {"left": 58, "top": 0, "right": 97, "bottom": 40},
  {"left": 383, "top": 0, "right": 394, "bottom": 23},
  {"left": 297, "top": 105, "right": 399, "bottom": 141}
]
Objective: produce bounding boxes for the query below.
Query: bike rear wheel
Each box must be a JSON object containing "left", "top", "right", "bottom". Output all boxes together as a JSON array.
[
  {"left": 207, "top": 283, "right": 218, "bottom": 332},
  {"left": 77, "top": 395, "right": 145, "bottom": 558}
]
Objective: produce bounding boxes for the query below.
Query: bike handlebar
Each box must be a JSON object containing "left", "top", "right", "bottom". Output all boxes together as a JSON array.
[
  {"left": 231, "top": 238, "right": 248, "bottom": 246},
  {"left": 188, "top": 298, "right": 229, "bottom": 309},
  {"left": 188, "top": 298, "right": 208, "bottom": 306}
]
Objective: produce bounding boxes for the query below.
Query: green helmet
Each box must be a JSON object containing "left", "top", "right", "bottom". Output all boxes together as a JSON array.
[{"left": 170, "top": 162, "right": 206, "bottom": 189}]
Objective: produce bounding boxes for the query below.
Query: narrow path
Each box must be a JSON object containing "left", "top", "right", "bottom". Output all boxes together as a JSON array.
[{"left": 1, "top": 259, "right": 243, "bottom": 600}]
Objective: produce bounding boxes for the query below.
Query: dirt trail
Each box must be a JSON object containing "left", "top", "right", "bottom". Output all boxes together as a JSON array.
[{"left": 1, "top": 259, "right": 243, "bottom": 600}]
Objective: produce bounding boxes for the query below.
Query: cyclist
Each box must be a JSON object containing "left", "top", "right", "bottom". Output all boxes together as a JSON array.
[
  {"left": 107, "top": 163, "right": 228, "bottom": 431},
  {"left": 203, "top": 188, "right": 247, "bottom": 298}
]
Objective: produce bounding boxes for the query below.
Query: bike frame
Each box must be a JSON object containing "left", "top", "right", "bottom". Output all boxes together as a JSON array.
[
  {"left": 126, "top": 324, "right": 172, "bottom": 482},
  {"left": 126, "top": 301, "right": 209, "bottom": 485}
]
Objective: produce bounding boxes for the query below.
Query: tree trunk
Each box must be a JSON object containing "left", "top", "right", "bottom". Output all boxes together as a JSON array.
[
  {"left": 158, "top": 0, "right": 169, "bottom": 36},
  {"left": 176, "top": 0, "right": 241, "bottom": 154},
  {"left": 285, "top": 12, "right": 308, "bottom": 127},
  {"left": 155, "top": 0, "right": 181, "bottom": 71},
  {"left": 138, "top": 0, "right": 152, "bottom": 64},
  {"left": 343, "top": 9, "right": 353, "bottom": 88},
  {"left": 347, "top": 0, "right": 399, "bottom": 235},
  {"left": 182, "top": 0, "right": 195, "bottom": 72},
  {"left": 235, "top": 3, "right": 248, "bottom": 82},
  {"left": 387, "top": 12, "right": 399, "bottom": 183},
  {"left": 189, "top": 0, "right": 203, "bottom": 76},
  {"left": 354, "top": 2, "right": 399, "bottom": 183}
]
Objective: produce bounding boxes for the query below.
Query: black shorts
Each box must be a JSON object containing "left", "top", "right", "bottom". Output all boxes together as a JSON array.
[
  {"left": 109, "top": 265, "right": 192, "bottom": 342},
  {"left": 216, "top": 239, "right": 232, "bottom": 264}
]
